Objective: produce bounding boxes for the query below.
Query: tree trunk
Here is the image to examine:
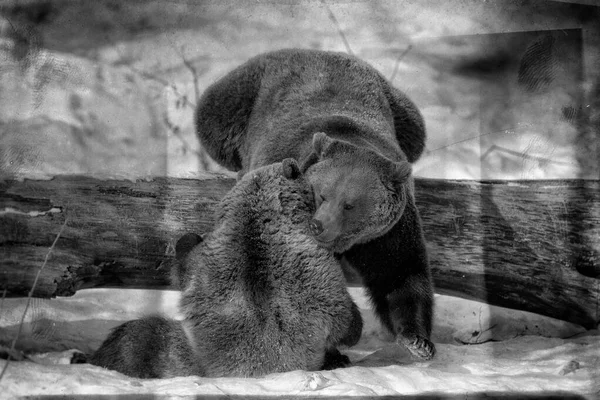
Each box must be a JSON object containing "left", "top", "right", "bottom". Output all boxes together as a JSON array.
[{"left": 1, "top": 176, "right": 598, "bottom": 328}]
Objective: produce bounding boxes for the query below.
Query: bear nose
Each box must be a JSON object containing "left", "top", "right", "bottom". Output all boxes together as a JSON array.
[{"left": 309, "top": 219, "right": 324, "bottom": 236}]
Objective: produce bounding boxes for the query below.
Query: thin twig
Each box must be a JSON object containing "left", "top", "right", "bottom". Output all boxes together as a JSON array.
[
  {"left": 114, "top": 38, "right": 195, "bottom": 110},
  {"left": 175, "top": 44, "right": 201, "bottom": 105},
  {"left": 427, "top": 126, "right": 528, "bottom": 152},
  {"left": 0, "top": 288, "right": 6, "bottom": 316},
  {"left": 162, "top": 114, "right": 203, "bottom": 158},
  {"left": 169, "top": 41, "right": 213, "bottom": 171},
  {"left": 116, "top": 44, "right": 206, "bottom": 168},
  {"left": 480, "top": 144, "right": 574, "bottom": 166},
  {"left": 389, "top": 44, "right": 412, "bottom": 83},
  {"left": 596, "top": 279, "right": 600, "bottom": 329},
  {"left": 130, "top": 64, "right": 196, "bottom": 107},
  {"left": 428, "top": 126, "right": 574, "bottom": 168},
  {"left": 0, "top": 214, "right": 68, "bottom": 383},
  {"left": 319, "top": 0, "right": 353, "bottom": 55}
]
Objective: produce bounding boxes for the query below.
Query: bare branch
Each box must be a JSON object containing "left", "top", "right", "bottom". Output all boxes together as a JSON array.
[
  {"left": 319, "top": 0, "right": 353, "bottom": 55},
  {"left": 175, "top": 44, "right": 201, "bottom": 105},
  {"left": 480, "top": 144, "right": 574, "bottom": 166},
  {"left": 0, "top": 215, "right": 68, "bottom": 383},
  {"left": 389, "top": 44, "right": 412, "bottom": 83},
  {"left": 426, "top": 126, "right": 530, "bottom": 153},
  {"left": 162, "top": 113, "right": 203, "bottom": 159},
  {"left": 170, "top": 42, "right": 213, "bottom": 171}
]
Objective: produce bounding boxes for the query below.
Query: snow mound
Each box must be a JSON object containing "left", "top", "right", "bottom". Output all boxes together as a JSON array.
[{"left": 1, "top": 288, "right": 598, "bottom": 398}]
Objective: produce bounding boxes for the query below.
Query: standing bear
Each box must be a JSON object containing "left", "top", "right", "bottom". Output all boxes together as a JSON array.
[
  {"left": 90, "top": 159, "right": 362, "bottom": 378},
  {"left": 196, "top": 48, "right": 435, "bottom": 360}
]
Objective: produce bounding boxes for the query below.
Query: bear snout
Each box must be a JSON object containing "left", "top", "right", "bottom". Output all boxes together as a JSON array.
[
  {"left": 309, "top": 218, "right": 341, "bottom": 247},
  {"left": 308, "top": 218, "right": 324, "bottom": 236}
]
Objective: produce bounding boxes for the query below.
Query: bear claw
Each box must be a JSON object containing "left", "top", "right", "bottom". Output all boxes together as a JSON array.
[{"left": 398, "top": 335, "right": 436, "bottom": 360}]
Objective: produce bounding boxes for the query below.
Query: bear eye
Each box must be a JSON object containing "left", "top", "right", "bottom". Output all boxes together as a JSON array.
[
  {"left": 343, "top": 203, "right": 354, "bottom": 211},
  {"left": 320, "top": 194, "right": 326, "bottom": 202}
]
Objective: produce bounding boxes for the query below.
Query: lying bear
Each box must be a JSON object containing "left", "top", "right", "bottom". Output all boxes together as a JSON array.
[
  {"left": 90, "top": 159, "right": 362, "bottom": 378},
  {"left": 196, "top": 48, "right": 435, "bottom": 360}
]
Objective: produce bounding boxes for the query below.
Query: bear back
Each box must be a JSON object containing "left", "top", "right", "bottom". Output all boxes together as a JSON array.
[
  {"left": 195, "top": 49, "right": 426, "bottom": 173},
  {"left": 179, "top": 159, "right": 357, "bottom": 377}
]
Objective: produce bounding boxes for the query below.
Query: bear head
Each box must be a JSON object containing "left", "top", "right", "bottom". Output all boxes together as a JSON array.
[
  {"left": 179, "top": 157, "right": 312, "bottom": 295},
  {"left": 305, "top": 132, "right": 412, "bottom": 253},
  {"left": 214, "top": 157, "right": 312, "bottom": 231}
]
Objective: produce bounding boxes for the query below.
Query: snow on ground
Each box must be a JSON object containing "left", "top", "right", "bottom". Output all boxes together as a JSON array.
[
  {"left": 2, "top": 335, "right": 599, "bottom": 398},
  {"left": 1, "top": 1, "right": 599, "bottom": 398},
  {"left": 1, "top": 289, "right": 598, "bottom": 398}
]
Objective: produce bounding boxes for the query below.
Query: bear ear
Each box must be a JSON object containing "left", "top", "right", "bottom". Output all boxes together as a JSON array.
[
  {"left": 391, "top": 160, "right": 412, "bottom": 185},
  {"left": 300, "top": 152, "right": 319, "bottom": 173},
  {"left": 236, "top": 170, "right": 246, "bottom": 181},
  {"left": 282, "top": 158, "right": 301, "bottom": 180},
  {"left": 312, "top": 132, "right": 336, "bottom": 158}
]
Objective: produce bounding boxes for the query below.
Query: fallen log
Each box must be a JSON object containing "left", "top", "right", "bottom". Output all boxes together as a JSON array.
[{"left": 1, "top": 176, "right": 598, "bottom": 328}]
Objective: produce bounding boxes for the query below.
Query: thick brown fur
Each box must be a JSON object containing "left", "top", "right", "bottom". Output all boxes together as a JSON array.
[
  {"left": 90, "top": 159, "right": 362, "bottom": 378},
  {"left": 89, "top": 316, "right": 203, "bottom": 379},
  {"left": 195, "top": 49, "right": 435, "bottom": 360}
]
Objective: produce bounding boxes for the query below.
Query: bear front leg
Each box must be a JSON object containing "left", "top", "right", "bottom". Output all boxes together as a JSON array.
[
  {"left": 385, "top": 273, "right": 435, "bottom": 360},
  {"left": 343, "top": 202, "right": 436, "bottom": 361},
  {"left": 322, "top": 298, "right": 363, "bottom": 370},
  {"left": 366, "top": 273, "right": 435, "bottom": 361},
  {"left": 90, "top": 316, "right": 202, "bottom": 378}
]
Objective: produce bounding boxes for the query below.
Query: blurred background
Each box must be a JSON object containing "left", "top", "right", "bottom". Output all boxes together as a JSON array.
[{"left": 1, "top": 0, "right": 599, "bottom": 182}]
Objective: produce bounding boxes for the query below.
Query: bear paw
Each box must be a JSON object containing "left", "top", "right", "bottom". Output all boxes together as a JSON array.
[
  {"left": 398, "top": 335, "right": 436, "bottom": 360},
  {"left": 321, "top": 348, "right": 351, "bottom": 370}
]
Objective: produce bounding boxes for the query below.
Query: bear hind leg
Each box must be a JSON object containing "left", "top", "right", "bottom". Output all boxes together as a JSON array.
[
  {"left": 90, "top": 316, "right": 201, "bottom": 378},
  {"left": 321, "top": 347, "right": 351, "bottom": 370}
]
